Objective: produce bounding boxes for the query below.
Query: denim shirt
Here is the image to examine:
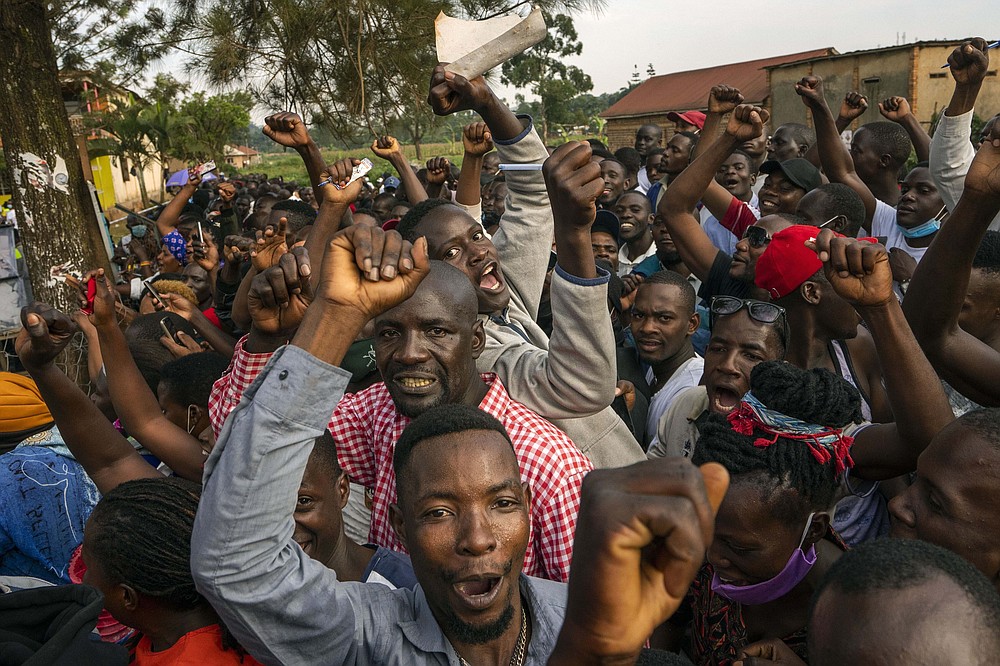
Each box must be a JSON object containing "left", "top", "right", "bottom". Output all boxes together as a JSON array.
[{"left": 191, "top": 345, "right": 568, "bottom": 665}]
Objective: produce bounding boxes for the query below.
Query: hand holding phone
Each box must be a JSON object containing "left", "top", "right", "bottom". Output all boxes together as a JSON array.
[
  {"left": 81, "top": 278, "right": 97, "bottom": 316},
  {"left": 159, "top": 316, "right": 180, "bottom": 344}
]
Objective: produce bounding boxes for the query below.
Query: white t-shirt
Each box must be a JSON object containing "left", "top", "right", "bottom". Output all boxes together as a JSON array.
[
  {"left": 645, "top": 355, "right": 705, "bottom": 449},
  {"left": 872, "top": 198, "right": 932, "bottom": 299}
]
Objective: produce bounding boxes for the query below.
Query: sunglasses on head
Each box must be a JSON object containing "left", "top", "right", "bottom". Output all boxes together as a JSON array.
[
  {"left": 742, "top": 226, "right": 772, "bottom": 248},
  {"left": 710, "top": 296, "right": 789, "bottom": 353}
]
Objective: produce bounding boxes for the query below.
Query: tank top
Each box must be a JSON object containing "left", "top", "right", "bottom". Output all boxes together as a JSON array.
[{"left": 827, "top": 339, "right": 873, "bottom": 421}]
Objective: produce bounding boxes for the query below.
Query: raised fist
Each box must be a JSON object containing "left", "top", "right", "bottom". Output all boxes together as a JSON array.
[
  {"left": 947, "top": 38, "right": 990, "bottom": 87},
  {"left": 724, "top": 104, "right": 770, "bottom": 143},
  {"left": 878, "top": 96, "right": 912, "bottom": 123},
  {"left": 838, "top": 92, "right": 869, "bottom": 123},
  {"left": 427, "top": 65, "right": 494, "bottom": 117},
  {"left": 794, "top": 76, "right": 827, "bottom": 109},
  {"left": 708, "top": 85, "right": 745, "bottom": 115},
  {"left": 371, "top": 135, "right": 402, "bottom": 160},
  {"left": 462, "top": 122, "right": 494, "bottom": 157},
  {"left": 425, "top": 157, "right": 451, "bottom": 185},
  {"left": 263, "top": 111, "right": 312, "bottom": 149}
]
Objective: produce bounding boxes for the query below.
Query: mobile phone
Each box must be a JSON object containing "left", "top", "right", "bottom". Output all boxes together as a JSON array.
[
  {"left": 197, "top": 221, "right": 205, "bottom": 243},
  {"left": 81, "top": 278, "right": 97, "bottom": 316},
  {"left": 142, "top": 278, "right": 164, "bottom": 307},
  {"left": 195, "top": 160, "right": 218, "bottom": 177},
  {"left": 159, "top": 316, "right": 180, "bottom": 344}
]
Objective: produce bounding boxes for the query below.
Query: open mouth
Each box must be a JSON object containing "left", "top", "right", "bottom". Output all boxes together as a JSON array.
[
  {"left": 479, "top": 263, "right": 503, "bottom": 292},
  {"left": 452, "top": 576, "right": 503, "bottom": 610},
  {"left": 620, "top": 221, "right": 635, "bottom": 231},
  {"left": 711, "top": 386, "right": 742, "bottom": 414},
  {"left": 759, "top": 198, "right": 778, "bottom": 212}
]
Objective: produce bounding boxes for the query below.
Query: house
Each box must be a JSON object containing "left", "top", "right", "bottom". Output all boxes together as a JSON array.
[
  {"left": 600, "top": 48, "right": 836, "bottom": 150},
  {"left": 765, "top": 41, "right": 1000, "bottom": 134},
  {"left": 60, "top": 71, "right": 163, "bottom": 219},
  {"left": 224, "top": 145, "right": 262, "bottom": 170}
]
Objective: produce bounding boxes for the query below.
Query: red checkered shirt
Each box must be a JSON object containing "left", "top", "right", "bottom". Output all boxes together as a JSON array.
[{"left": 209, "top": 337, "right": 593, "bottom": 583}]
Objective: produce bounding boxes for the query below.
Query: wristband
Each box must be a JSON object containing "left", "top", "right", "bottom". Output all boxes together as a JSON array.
[{"left": 139, "top": 261, "right": 152, "bottom": 267}]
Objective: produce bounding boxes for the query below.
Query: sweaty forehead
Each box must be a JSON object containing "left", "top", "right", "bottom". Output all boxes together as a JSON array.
[
  {"left": 902, "top": 166, "right": 935, "bottom": 187},
  {"left": 386, "top": 262, "right": 480, "bottom": 324}
]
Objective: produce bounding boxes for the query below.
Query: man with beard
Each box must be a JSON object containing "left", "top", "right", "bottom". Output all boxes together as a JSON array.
[{"left": 191, "top": 222, "right": 728, "bottom": 665}]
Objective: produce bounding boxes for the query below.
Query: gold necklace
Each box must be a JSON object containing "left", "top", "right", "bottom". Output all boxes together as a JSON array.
[{"left": 457, "top": 603, "right": 528, "bottom": 666}]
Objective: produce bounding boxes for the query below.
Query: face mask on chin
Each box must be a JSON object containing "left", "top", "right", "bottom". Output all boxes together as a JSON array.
[{"left": 711, "top": 512, "right": 818, "bottom": 605}]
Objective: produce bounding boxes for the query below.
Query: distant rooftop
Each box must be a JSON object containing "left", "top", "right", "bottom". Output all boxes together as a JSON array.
[{"left": 601, "top": 48, "right": 837, "bottom": 119}]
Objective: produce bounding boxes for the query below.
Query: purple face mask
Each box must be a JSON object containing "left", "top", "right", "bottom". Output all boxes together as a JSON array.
[{"left": 711, "top": 512, "right": 817, "bottom": 605}]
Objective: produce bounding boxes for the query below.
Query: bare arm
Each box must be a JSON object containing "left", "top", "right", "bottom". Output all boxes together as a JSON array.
[
  {"left": 809, "top": 233, "right": 953, "bottom": 480},
  {"left": 456, "top": 122, "right": 494, "bottom": 207},
  {"left": 372, "top": 136, "right": 427, "bottom": 204},
  {"left": 660, "top": 104, "right": 768, "bottom": 280},
  {"left": 879, "top": 96, "right": 930, "bottom": 163},
  {"left": 91, "top": 278, "right": 208, "bottom": 483},
  {"left": 902, "top": 130, "right": 1000, "bottom": 406},
  {"left": 156, "top": 173, "right": 200, "bottom": 237},
  {"left": 694, "top": 85, "right": 750, "bottom": 223},
  {"left": 796, "top": 77, "right": 879, "bottom": 225},
  {"left": 15, "top": 305, "right": 161, "bottom": 494},
  {"left": 803, "top": 92, "right": 868, "bottom": 168}
]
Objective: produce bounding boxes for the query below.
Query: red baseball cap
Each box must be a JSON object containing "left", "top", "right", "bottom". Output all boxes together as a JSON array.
[
  {"left": 667, "top": 110, "right": 707, "bottom": 130},
  {"left": 754, "top": 225, "right": 882, "bottom": 300}
]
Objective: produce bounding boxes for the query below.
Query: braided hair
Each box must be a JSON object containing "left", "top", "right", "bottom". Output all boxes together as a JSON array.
[
  {"left": 87, "top": 477, "right": 250, "bottom": 658},
  {"left": 87, "top": 477, "right": 202, "bottom": 609},
  {"left": 692, "top": 361, "right": 863, "bottom": 522}
]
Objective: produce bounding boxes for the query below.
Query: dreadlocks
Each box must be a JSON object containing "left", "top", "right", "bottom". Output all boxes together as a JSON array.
[{"left": 692, "top": 361, "right": 863, "bottom": 522}]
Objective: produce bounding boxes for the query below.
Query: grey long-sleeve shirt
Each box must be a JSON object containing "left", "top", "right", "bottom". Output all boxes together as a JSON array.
[
  {"left": 191, "top": 344, "right": 568, "bottom": 665},
  {"left": 483, "top": 118, "right": 645, "bottom": 469}
]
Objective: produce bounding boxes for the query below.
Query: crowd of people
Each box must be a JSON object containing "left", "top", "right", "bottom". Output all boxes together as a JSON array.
[{"left": 0, "top": 37, "right": 999, "bottom": 665}]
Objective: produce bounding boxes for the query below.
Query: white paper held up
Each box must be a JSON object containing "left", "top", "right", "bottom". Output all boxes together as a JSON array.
[{"left": 434, "top": 7, "right": 547, "bottom": 80}]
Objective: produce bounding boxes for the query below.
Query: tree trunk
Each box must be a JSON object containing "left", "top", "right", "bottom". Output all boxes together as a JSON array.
[
  {"left": 0, "top": 0, "right": 112, "bottom": 387},
  {"left": 0, "top": 0, "right": 113, "bottom": 315}
]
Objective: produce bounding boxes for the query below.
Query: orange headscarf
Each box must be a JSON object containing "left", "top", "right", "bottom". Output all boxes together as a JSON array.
[{"left": 0, "top": 372, "right": 54, "bottom": 433}]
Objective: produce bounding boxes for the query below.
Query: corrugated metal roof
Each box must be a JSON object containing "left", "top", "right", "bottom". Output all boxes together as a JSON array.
[
  {"left": 763, "top": 39, "right": 967, "bottom": 70},
  {"left": 600, "top": 48, "right": 836, "bottom": 119}
]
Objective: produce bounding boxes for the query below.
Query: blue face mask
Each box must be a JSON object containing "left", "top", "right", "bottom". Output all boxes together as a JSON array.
[
  {"left": 900, "top": 219, "right": 940, "bottom": 238},
  {"left": 130, "top": 225, "right": 148, "bottom": 239},
  {"left": 900, "top": 204, "right": 947, "bottom": 239}
]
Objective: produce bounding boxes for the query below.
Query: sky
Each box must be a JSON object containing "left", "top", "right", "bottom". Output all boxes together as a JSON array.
[
  {"left": 493, "top": 0, "right": 992, "bottom": 104},
  {"left": 152, "top": 0, "right": 993, "bottom": 122}
]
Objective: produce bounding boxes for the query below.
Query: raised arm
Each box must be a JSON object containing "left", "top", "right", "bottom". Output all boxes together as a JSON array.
[
  {"left": 796, "top": 76, "right": 879, "bottom": 225},
  {"left": 191, "top": 226, "right": 428, "bottom": 664},
  {"left": 659, "top": 104, "right": 769, "bottom": 280},
  {"left": 809, "top": 232, "right": 953, "bottom": 480},
  {"left": 549, "top": 460, "right": 728, "bottom": 666},
  {"left": 87, "top": 274, "right": 211, "bottom": 483},
  {"left": 803, "top": 92, "right": 869, "bottom": 169},
  {"left": 15, "top": 303, "right": 160, "bottom": 494},
  {"left": 456, "top": 122, "right": 494, "bottom": 208},
  {"left": 694, "top": 86, "right": 757, "bottom": 224},
  {"left": 878, "top": 96, "right": 930, "bottom": 163},
  {"left": 930, "top": 39, "right": 991, "bottom": 212},
  {"left": 262, "top": 112, "right": 326, "bottom": 187},
  {"left": 305, "top": 158, "right": 364, "bottom": 289},
  {"left": 428, "top": 65, "right": 552, "bottom": 315},
  {"left": 371, "top": 135, "right": 427, "bottom": 204},
  {"left": 902, "top": 122, "right": 1000, "bottom": 406},
  {"left": 156, "top": 170, "right": 201, "bottom": 237}
]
